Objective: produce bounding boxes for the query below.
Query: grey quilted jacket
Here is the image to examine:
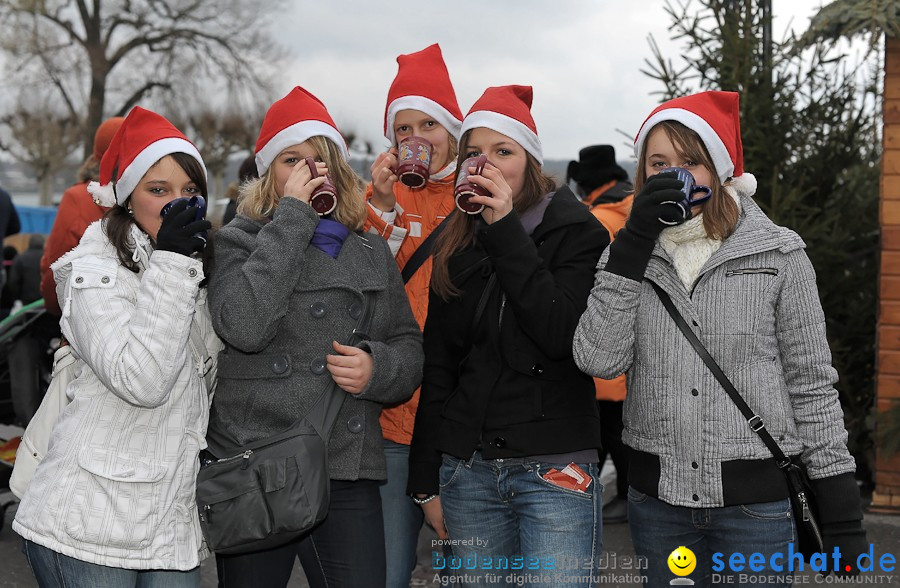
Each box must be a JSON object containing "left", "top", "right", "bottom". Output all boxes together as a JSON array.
[{"left": 573, "top": 193, "right": 855, "bottom": 508}]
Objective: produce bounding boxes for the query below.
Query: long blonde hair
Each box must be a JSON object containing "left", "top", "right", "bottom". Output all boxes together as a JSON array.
[
  {"left": 237, "top": 136, "right": 366, "bottom": 231},
  {"left": 430, "top": 129, "right": 557, "bottom": 301},
  {"left": 635, "top": 120, "right": 739, "bottom": 241}
]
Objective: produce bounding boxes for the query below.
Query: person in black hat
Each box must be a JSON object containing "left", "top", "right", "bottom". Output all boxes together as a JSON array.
[
  {"left": 568, "top": 144, "right": 633, "bottom": 524},
  {"left": 567, "top": 144, "right": 633, "bottom": 238}
]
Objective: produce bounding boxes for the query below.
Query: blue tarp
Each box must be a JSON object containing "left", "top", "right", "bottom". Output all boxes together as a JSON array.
[{"left": 15, "top": 206, "right": 56, "bottom": 235}]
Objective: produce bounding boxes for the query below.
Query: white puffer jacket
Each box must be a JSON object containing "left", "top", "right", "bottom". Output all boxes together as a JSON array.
[{"left": 13, "top": 220, "right": 223, "bottom": 570}]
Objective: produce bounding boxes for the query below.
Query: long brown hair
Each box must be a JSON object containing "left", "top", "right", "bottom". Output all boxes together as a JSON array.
[
  {"left": 104, "top": 152, "right": 209, "bottom": 273},
  {"left": 430, "top": 129, "right": 557, "bottom": 301},
  {"left": 635, "top": 120, "right": 740, "bottom": 241},
  {"left": 238, "top": 136, "right": 366, "bottom": 230}
]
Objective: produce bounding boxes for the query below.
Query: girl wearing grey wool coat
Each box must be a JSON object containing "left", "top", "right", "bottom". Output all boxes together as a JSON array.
[
  {"left": 206, "top": 86, "right": 423, "bottom": 588},
  {"left": 574, "top": 91, "right": 866, "bottom": 588}
]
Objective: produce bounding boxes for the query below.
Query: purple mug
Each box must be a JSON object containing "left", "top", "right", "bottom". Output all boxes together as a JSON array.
[
  {"left": 160, "top": 195, "right": 208, "bottom": 242},
  {"left": 394, "top": 136, "right": 433, "bottom": 189},
  {"left": 454, "top": 155, "right": 491, "bottom": 215},
  {"left": 657, "top": 166, "right": 712, "bottom": 225},
  {"left": 305, "top": 157, "right": 338, "bottom": 216}
]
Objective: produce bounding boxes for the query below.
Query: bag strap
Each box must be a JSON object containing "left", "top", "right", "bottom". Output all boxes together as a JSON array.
[
  {"left": 400, "top": 210, "right": 456, "bottom": 284},
  {"left": 651, "top": 282, "right": 791, "bottom": 468}
]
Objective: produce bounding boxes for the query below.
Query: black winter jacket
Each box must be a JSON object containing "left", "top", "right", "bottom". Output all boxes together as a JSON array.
[{"left": 408, "top": 187, "right": 609, "bottom": 494}]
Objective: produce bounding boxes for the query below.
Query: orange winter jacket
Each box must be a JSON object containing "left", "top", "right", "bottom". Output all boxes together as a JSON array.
[
  {"left": 586, "top": 184, "right": 634, "bottom": 402},
  {"left": 365, "top": 174, "right": 456, "bottom": 445},
  {"left": 40, "top": 182, "right": 108, "bottom": 316}
]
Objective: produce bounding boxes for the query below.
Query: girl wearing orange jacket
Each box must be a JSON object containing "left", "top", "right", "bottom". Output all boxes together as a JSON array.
[{"left": 364, "top": 43, "right": 462, "bottom": 588}]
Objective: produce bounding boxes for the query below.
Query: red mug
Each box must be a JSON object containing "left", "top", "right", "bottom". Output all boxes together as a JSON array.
[
  {"left": 454, "top": 155, "right": 491, "bottom": 214},
  {"left": 393, "top": 136, "right": 432, "bottom": 189},
  {"left": 305, "top": 157, "right": 338, "bottom": 216}
]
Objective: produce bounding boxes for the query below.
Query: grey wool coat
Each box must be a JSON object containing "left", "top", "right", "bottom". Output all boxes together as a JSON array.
[
  {"left": 207, "top": 198, "right": 423, "bottom": 481},
  {"left": 573, "top": 191, "right": 856, "bottom": 508}
]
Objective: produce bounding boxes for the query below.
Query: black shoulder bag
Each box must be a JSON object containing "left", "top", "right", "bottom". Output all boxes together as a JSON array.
[
  {"left": 651, "top": 282, "right": 824, "bottom": 558},
  {"left": 195, "top": 292, "right": 375, "bottom": 555}
]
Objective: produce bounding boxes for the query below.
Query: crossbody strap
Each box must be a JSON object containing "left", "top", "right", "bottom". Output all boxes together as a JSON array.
[
  {"left": 651, "top": 282, "right": 791, "bottom": 468},
  {"left": 400, "top": 210, "right": 456, "bottom": 284}
]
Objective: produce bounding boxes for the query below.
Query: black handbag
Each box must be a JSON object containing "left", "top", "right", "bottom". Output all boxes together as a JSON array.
[
  {"left": 652, "top": 283, "right": 824, "bottom": 558},
  {"left": 196, "top": 292, "right": 374, "bottom": 555}
]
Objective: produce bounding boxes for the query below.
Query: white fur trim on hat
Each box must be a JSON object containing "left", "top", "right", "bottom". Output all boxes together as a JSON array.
[
  {"left": 635, "top": 108, "right": 733, "bottom": 182},
  {"left": 255, "top": 120, "right": 349, "bottom": 176},
  {"left": 87, "top": 181, "right": 116, "bottom": 207},
  {"left": 460, "top": 111, "right": 543, "bottom": 165},
  {"left": 385, "top": 96, "right": 463, "bottom": 145},
  {"left": 114, "top": 137, "right": 206, "bottom": 206}
]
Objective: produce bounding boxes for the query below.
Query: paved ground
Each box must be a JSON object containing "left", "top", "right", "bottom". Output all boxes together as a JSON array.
[{"left": 1, "top": 463, "right": 899, "bottom": 587}]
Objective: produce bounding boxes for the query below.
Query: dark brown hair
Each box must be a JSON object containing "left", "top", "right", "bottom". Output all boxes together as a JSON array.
[
  {"left": 104, "top": 152, "right": 209, "bottom": 273},
  {"left": 430, "top": 130, "right": 557, "bottom": 301},
  {"left": 634, "top": 120, "right": 740, "bottom": 241}
]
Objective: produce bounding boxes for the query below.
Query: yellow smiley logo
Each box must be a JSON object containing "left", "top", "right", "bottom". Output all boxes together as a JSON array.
[{"left": 667, "top": 546, "right": 697, "bottom": 576}]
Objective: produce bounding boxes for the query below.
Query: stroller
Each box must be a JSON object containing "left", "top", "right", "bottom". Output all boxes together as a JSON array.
[{"left": 0, "top": 300, "right": 57, "bottom": 530}]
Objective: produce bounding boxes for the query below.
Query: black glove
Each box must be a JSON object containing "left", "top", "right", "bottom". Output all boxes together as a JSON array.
[
  {"left": 155, "top": 199, "right": 212, "bottom": 257},
  {"left": 811, "top": 473, "right": 868, "bottom": 577},
  {"left": 624, "top": 171, "right": 686, "bottom": 240},
  {"left": 604, "top": 172, "right": 685, "bottom": 281}
]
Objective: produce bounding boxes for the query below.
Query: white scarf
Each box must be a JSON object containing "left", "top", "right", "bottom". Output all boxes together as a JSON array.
[{"left": 658, "top": 184, "right": 744, "bottom": 290}]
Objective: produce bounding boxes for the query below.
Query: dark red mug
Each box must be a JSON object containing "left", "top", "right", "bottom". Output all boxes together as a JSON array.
[
  {"left": 305, "top": 156, "right": 338, "bottom": 216},
  {"left": 393, "top": 136, "right": 432, "bottom": 189},
  {"left": 454, "top": 155, "right": 491, "bottom": 214}
]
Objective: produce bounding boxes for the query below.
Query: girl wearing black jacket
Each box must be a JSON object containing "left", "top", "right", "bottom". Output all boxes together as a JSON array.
[{"left": 408, "top": 85, "right": 609, "bottom": 587}]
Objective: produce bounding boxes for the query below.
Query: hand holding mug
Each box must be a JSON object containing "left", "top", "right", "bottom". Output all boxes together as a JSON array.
[
  {"left": 283, "top": 158, "right": 327, "bottom": 204},
  {"left": 304, "top": 157, "right": 338, "bottom": 216},
  {"left": 624, "top": 171, "right": 687, "bottom": 240},
  {"left": 369, "top": 149, "right": 399, "bottom": 211},
  {"left": 656, "top": 166, "right": 712, "bottom": 226},
  {"left": 454, "top": 157, "right": 512, "bottom": 225},
  {"left": 156, "top": 198, "right": 212, "bottom": 257}
]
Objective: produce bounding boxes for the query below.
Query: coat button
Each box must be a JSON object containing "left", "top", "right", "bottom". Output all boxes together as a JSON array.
[
  {"left": 348, "top": 302, "right": 363, "bottom": 320},
  {"left": 310, "top": 302, "right": 326, "bottom": 318},
  {"left": 493, "top": 437, "right": 506, "bottom": 448},
  {"left": 347, "top": 416, "right": 363, "bottom": 434},
  {"left": 75, "top": 276, "right": 84, "bottom": 284},
  {"left": 310, "top": 357, "right": 326, "bottom": 375},
  {"left": 691, "top": 388, "right": 699, "bottom": 397},
  {"left": 101, "top": 276, "right": 110, "bottom": 284},
  {"left": 692, "top": 461, "right": 699, "bottom": 469},
  {"left": 531, "top": 364, "right": 544, "bottom": 376},
  {"left": 188, "top": 268, "right": 198, "bottom": 278},
  {"left": 271, "top": 357, "right": 288, "bottom": 375},
  {"left": 692, "top": 494, "right": 700, "bottom": 501}
]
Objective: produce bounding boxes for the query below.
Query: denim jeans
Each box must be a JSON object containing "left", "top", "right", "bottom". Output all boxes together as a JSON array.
[
  {"left": 23, "top": 539, "right": 200, "bottom": 588},
  {"left": 627, "top": 487, "right": 795, "bottom": 588},
  {"left": 217, "top": 479, "right": 385, "bottom": 588},
  {"left": 379, "top": 439, "right": 425, "bottom": 588},
  {"left": 437, "top": 452, "right": 602, "bottom": 587}
]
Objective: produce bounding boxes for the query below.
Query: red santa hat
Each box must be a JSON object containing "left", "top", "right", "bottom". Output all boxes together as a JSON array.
[
  {"left": 384, "top": 44, "right": 463, "bottom": 145},
  {"left": 255, "top": 86, "right": 349, "bottom": 176},
  {"left": 634, "top": 90, "right": 745, "bottom": 183},
  {"left": 88, "top": 107, "right": 205, "bottom": 207},
  {"left": 459, "top": 85, "right": 543, "bottom": 165}
]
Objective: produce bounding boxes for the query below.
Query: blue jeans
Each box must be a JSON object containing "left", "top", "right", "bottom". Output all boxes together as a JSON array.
[
  {"left": 437, "top": 452, "right": 602, "bottom": 587},
  {"left": 627, "top": 487, "right": 795, "bottom": 588},
  {"left": 379, "top": 439, "right": 424, "bottom": 588},
  {"left": 23, "top": 539, "right": 199, "bottom": 588}
]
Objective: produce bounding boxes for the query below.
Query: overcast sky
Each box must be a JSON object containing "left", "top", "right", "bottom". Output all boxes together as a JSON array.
[{"left": 268, "top": 0, "right": 827, "bottom": 162}]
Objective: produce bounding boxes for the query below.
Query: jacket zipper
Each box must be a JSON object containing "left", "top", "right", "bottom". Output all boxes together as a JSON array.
[{"left": 725, "top": 268, "right": 779, "bottom": 277}]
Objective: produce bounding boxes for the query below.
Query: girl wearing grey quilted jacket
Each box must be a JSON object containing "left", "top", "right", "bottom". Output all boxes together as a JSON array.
[
  {"left": 573, "top": 91, "right": 866, "bottom": 588},
  {"left": 206, "top": 87, "right": 423, "bottom": 588}
]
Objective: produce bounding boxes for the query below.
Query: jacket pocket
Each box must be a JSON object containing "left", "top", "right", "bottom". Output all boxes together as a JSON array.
[{"left": 65, "top": 448, "right": 168, "bottom": 549}]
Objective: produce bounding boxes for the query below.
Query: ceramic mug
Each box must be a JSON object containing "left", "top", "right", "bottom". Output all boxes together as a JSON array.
[
  {"left": 160, "top": 195, "right": 208, "bottom": 242},
  {"left": 394, "top": 136, "right": 433, "bottom": 189},
  {"left": 454, "top": 155, "right": 491, "bottom": 215},
  {"left": 305, "top": 156, "right": 338, "bottom": 216},
  {"left": 657, "top": 166, "right": 712, "bottom": 225}
]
